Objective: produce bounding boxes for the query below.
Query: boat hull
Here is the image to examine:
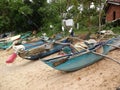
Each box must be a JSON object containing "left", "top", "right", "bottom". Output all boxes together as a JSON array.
[
  {"left": 42, "top": 36, "right": 120, "bottom": 72},
  {"left": 24, "top": 44, "right": 66, "bottom": 60},
  {"left": 43, "top": 45, "right": 111, "bottom": 72}
]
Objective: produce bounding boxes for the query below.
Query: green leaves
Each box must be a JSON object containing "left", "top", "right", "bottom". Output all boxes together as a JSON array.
[
  {"left": 0, "top": 16, "right": 10, "bottom": 32},
  {"left": 19, "top": 6, "right": 33, "bottom": 15},
  {"left": 0, "top": 0, "right": 107, "bottom": 34}
]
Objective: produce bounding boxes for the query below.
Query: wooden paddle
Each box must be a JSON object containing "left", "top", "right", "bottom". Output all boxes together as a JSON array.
[
  {"left": 106, "top": 44, "right": 120, "bottom": 49},
  {"left": 91, "top": 51, "right": 120, "bottom": 64},
  {"left": 75, "top": 43, "right": 120, "bottom": 65}
]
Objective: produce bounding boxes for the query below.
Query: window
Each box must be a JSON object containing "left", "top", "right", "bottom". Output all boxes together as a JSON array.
[{"left": 113, "top": 11, "right": 116, "bottom": 20}]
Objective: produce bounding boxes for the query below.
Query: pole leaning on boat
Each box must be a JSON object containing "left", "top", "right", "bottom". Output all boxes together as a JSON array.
[{"left": 75, "top": 42, "right": 120, "bottom": 65}]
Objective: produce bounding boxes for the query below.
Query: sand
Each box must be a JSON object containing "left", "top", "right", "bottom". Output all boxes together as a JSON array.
[{"left": 0, "top": 49, "right": 120, "bottom": 90}]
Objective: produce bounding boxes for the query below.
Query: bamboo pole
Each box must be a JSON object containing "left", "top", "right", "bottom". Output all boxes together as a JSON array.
[
  {"left": 76, "top": 43, "right": 120, "bottom": 65},
  {"left": 91, "top": 51, "right": 120, "bottom": 64},
  {"left": 106, "top": 44, "right": 120, "bottom": 49}
]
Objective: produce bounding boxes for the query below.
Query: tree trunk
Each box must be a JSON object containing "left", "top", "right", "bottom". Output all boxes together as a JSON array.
[
  {"left": 99, "top": 0, "right": 102, "bottom": 31},
  {"left": 88, "top": 1, "right": 91, "bottom": 33}
]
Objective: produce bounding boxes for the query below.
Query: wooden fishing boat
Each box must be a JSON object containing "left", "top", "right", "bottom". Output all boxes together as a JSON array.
[
  {"left": 0, "top": 35, "right": 21, "bottom": 50},
  {"left": 13, "top": 37, "right": 72, "bottom": 60},
  {"left": 40, "top": 36, "right": 120, "bottom": 72},
  {"left": 0, "top": 32, "right": 31, "bottom": 50},
  {"left": 6, "top": 34, "right": 66, "bottom": 63}
]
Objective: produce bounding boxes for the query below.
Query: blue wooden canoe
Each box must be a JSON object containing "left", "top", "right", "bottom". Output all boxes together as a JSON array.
[
  {"left": 24, "top": 43, "right": 69, "bottom": 60},
  {"left": 16, "top": 37, "right": 69, "bottom": 60},
  {"left": 41, "top": 36, "right": 120, "bottom": 72},
  {"left": 22, "top": 40, "right": 46, "bottom": 50}
]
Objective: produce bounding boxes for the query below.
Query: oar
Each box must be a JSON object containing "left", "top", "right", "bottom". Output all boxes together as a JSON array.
[
  {"left": 98, "top": 34, "right": 106, "bottom": 42},
  {"left": 106, "top": 44, "right": 120, "bottom": 49},
  {"left": 69, "top": 43, "right": 81, "bottom": 52},
  {"left": 91, "top": 51, "right": 120, "bottom": 64},
  {"left": 54, "top": 41, "right": 70, "bottom": 45},
  {"left": 77, "top": 43, "right": 120, "bottom": 65}
]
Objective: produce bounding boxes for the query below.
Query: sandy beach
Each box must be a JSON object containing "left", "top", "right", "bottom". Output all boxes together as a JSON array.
[{"left": 0, "top": 49, "right": 120, "bottom": 90}]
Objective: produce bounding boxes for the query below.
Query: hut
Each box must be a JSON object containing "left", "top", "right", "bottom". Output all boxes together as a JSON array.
[{"left": 104, "top": 0, "right": 120, "bottom": 22}]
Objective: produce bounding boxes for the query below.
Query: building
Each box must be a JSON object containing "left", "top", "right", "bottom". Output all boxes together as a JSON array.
[{"left": 105, "top": 0, "right": 120, "bottom": 22}]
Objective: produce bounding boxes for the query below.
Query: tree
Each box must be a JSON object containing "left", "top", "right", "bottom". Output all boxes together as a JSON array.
[
  {"left": 0, "top": 0, "right": 106, "bottom": 34},
  {"left": 0, "top": 0, "right": 48, "bottom": 33}
]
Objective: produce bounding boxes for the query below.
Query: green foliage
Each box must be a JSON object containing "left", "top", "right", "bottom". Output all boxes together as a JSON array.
[
  {"left": 19, "top": 6, "right": 33, "bottom": 15},
  {"left": 0, "top": 0, "right": 117, "bottom": 36},
  {"left": 103, "top": 21, "right": 120, "bottom": 34},
  {"left": 0, "top": 16, "right": 10, "bottom": 32},
  {"left": 112, "top": 26, "right": 120, "bottom": 34},
  {"left": 0, "top": 0, "right": 48, "bottom": 33},
  {"left": 37, "top": 1, "right": 62, "bottom": 34}
]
